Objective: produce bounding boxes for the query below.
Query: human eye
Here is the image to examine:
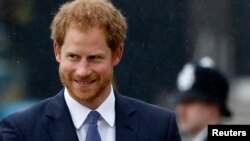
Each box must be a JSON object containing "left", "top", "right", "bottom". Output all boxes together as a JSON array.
[
  {"left": 67, "top": 53, "right": 80, "bottom": 61},
  {"left": 88, "top": 55, "right": 103, "bottom": 62}
]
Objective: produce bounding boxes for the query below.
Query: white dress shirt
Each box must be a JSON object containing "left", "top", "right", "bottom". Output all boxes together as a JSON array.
[
  {"left": 192, "top": 128, "right": 207, "bottom": 141},
  {"left": 64, "top": 87, "right": 116, "bottom": 141}
]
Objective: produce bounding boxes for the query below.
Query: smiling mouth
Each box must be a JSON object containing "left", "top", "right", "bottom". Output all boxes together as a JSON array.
[{"left": 75, "top": 80, "right": 96, "bottom": 86}]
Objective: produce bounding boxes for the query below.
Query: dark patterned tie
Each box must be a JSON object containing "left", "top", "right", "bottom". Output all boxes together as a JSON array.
[{"left": 85, "top": 111, "right": 101, "bottom": 141}]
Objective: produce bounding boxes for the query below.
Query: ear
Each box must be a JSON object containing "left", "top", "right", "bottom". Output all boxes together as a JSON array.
[
  {"left": 54, "top": 41, "right": 61, "bottom": 63},
  {"left": 112, "top": 45, "right": 124, "bottom": 66}
]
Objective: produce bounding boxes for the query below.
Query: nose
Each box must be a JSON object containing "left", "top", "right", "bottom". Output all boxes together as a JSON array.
[{"left": 75, "top": 59, "right": 91, "bottom": 77}]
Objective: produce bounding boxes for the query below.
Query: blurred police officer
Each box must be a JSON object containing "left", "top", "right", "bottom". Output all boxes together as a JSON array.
[{"left": 175, "top": 57, "right": 232, "bottom": 141}]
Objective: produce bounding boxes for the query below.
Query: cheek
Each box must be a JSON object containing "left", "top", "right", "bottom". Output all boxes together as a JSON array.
[
  {"left": 187, "top": 106, "right": 206, "bottom": 121},
  {"left": 94, "top": 63, "right": 113, "bottom": 76},
  {"left": 179, "top": 107, "right": 196, "bottom": 120},
  {"left": 176, "top": 106, "right": 188, "bottom": 122},
  {"left": 59, "top": 61, "right": 75, "bottom": 73}
]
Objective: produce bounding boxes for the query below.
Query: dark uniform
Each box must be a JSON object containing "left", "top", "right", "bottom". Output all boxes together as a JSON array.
[{"left": 175, "top": 57, "right": 232, "bottom": 141}]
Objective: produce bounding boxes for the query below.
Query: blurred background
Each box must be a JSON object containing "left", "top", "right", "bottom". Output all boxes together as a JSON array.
[{"left": 0, "top": 0, "right": 250, "bottom": 126}]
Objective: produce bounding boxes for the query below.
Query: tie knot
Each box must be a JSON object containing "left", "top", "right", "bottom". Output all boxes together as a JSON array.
[{"left": 87, "top": 111, "right": 100, "bottom": 124}]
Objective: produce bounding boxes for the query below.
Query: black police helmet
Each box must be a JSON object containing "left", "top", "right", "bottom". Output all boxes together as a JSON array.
[{"left": 176, "top": 57, "right": 231, "bottom": 117}]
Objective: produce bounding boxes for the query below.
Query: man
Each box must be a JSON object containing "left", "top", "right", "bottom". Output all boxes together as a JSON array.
[
  {"left": 0, "top": 0, "right": 182, "bottom": 141},
  {"left": 174, "top": 57, "right": 232, "bottom": 141}
]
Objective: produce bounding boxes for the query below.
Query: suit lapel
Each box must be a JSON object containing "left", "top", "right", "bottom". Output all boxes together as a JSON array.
[
  {"left": 45, "top": 89, "right": 79, "bottom": 141},
  {"left": 44, "top": 90, "right": 139, "bottom": 141},
  {"left": 115, "top": 93, "right": 137, "bottom": 141}
]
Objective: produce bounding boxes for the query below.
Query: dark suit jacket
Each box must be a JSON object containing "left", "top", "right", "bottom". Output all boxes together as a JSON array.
[{"left": 0, "top": 89, "right": 182, "bottom": 141}]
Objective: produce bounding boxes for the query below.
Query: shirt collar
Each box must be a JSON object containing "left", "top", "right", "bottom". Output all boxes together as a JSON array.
[
  {"left": 193, "top": 127, "right": 207, "bottom": 141},
  {"left": 64, "top": 86, "right": 115, "bottom": 129}
]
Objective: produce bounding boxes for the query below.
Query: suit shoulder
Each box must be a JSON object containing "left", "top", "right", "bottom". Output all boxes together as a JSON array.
[
  {"left": 117, "top": 94, "right": 174, "bottom": 117},
  {"left": 1, "top": 96, "right": 54, "bottom": 123}
]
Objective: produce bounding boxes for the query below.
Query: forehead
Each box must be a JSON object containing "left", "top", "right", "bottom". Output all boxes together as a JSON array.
[
  {"left": 64, "top": 23, "right": 106, "bottom": 43},
  {"left": 179, "top": 100, "right": 205, "bottom": 107},
  {"left": 179, "top": 100, "right": 218, "bottom": 110},
  {"left": 67, "top": 23, "right": 105, "bottom": 36},
  {"left": 61, "top": 23, "right": 112, "bottom": 55}
]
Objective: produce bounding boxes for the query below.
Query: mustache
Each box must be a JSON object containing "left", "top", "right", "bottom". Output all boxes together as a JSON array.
[{"left": 71, "top": 74, "right": 96, "bottom": 81}]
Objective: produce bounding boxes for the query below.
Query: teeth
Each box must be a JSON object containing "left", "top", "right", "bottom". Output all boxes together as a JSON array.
[
  {"left": 79, "top": 82, "right": 89, "bottom": 84},
  {"left": 76, "top": 80, "right": 94, "bottom": 85}
]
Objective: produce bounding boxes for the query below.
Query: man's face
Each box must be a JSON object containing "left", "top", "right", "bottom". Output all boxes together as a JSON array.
[
  {"left": 175, "top": 101, "right": 215, "bottom": 136},
  {"left": 54, "top": 24, "right": 123, "bottom": 109}
]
